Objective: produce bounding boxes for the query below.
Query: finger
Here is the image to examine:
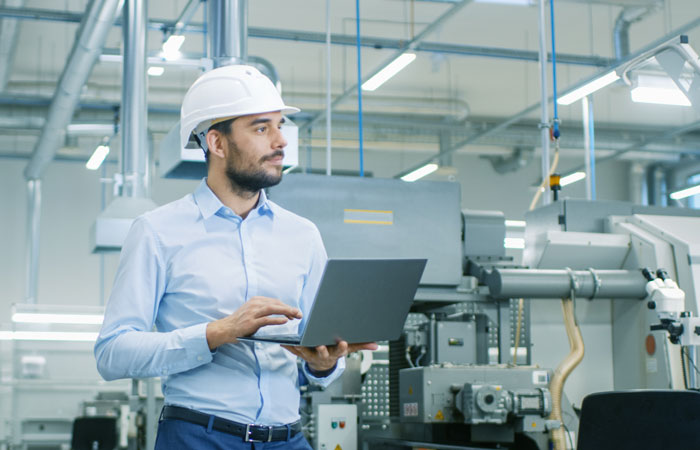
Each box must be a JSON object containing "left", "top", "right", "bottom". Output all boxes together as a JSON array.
[
  {"left": 258, "top": 317, "right": 289, "bottom": 327},
  {"left": 315, "top": 345, "right": 330, "bottom": 360},
  {"left": 347, "top": 342, "right": 378, "bottom": 353},
  {"left": 257, "top": 303, "right": 302, "bottom": 319},
  {"left": 281, "top": 345, "right": 302, "bottom": 357},
  {"left": 331, "top": 341, "right": 349, "bottom": 358}
]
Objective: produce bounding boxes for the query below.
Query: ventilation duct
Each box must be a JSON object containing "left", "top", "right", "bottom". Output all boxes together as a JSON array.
[{"left": 92, "top": 0, "right": 157, "bottom": 252}]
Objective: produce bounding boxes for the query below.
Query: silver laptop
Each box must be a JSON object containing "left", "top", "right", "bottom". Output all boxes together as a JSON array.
[{"left": 238, "top": 258, "right": 427, "bottom": 347}]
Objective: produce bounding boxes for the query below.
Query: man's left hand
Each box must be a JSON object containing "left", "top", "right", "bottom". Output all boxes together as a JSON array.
[{"left": 282, "top": 341, "right": 378, "bottom": 372}]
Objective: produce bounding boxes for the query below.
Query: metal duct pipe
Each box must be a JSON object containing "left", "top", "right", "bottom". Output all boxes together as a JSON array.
[
  {"left": 0, "top": 0, "right": 24, "bottom": 91},
  {"left": 120, "top": 0, "right": 148, "bottom": 198},
  {"left": 208, "top": 0, "right": 247, "bottom": 68},
  {"left": 536, "top": 0, "right": 551, "bottom": 206},
  {"left": 613, "top": 6, "right": 658, "bottom": 59},
  {"left": 486, "top": 268, "right": 648, "bottom": 300},
  {"left": 25, "top": 179, "right": 41, "bottom": 303},
  {"left": 23, "top": 0, "right": 120, "bottom": 180}
]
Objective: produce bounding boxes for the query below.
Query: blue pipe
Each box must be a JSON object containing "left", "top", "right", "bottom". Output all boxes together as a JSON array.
[{"left": 356, "top": 0, "right": 364, "bottom": 177}]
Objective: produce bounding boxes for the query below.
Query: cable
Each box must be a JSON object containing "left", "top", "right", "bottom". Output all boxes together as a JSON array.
[
  {"left": 681, "top": 346, "right": 689, "bottom": 390},
  {"left": 562, "top": 422, "right": 575, "bottom": 450},
  {"left": 530, "top": 0, "right": 562, "bottom": 210},
  {"left": 683, "top": 346, "right": 700, "bottom": 377}
]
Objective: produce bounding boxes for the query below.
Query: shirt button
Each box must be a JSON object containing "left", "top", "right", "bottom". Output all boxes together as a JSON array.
[{"left": 197, "top": 356, "right": 203, "bottom": 361}]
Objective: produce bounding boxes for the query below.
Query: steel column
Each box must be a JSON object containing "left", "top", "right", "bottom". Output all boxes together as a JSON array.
[
  {"left": 120, "top": 0, "right": 148, "bottom": 198},
  {"left": 582, "top": 95, "right": 596, "bottom": 200},
  {"left": 208, "top": 0, "right": 247, "bottom": 68},
  {"left": 25, "top": 179, "right": 41, "bottom": 304}
]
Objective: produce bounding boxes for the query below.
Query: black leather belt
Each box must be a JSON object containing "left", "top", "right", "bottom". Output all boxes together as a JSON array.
[{"left": 161, "top": 405, "right": 302, "bottom": 442}]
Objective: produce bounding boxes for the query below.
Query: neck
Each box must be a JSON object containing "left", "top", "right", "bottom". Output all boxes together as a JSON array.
[{"left": 206, "top": 170, "right": 259, "bottom": 219}]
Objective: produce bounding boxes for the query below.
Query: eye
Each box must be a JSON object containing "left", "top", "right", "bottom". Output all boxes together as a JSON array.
[{"left": 255, "top": 126, "right": 267, "bottom": 133}]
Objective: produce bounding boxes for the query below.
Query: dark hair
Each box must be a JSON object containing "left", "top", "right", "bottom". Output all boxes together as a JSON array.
[{"left": 201, "top": 117, "right": 236, "bottom": 163}]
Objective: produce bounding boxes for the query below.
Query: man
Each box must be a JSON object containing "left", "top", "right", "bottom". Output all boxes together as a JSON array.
[{"left": 95, "top": 65, "right": 376, "bottom": 449}]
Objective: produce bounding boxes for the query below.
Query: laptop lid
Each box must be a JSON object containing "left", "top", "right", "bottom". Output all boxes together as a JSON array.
[{"left": 242, "top": 258, "right": 427, "bottom": 347}]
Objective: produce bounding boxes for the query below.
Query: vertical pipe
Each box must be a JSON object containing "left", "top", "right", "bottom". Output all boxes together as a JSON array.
[
  {"left": 25, "top": 179, "right": 41, "bottom": 304},
  {"left": 208, "top": 0, "right": 248, "bottom": 68},
  {"left": 99, "top": 163, "right": 107, "bottom": 305},
  {"left": 325, "top": 0, "right": 332, "bottom": 176},
  {"left": 121, "top": 0, "right": 148, "bottom": 198},
  {"left": 146, "top": 378, "right": 156, "bottom": 450},
  {"left": 582, "top": 96, "right": 597, "bottom": 200},
  {"left": 355, "top": 0, "right": 364, "bottom": 177},
  {"left": 537, "top": 0, "right": 551, "bottom": 205}
]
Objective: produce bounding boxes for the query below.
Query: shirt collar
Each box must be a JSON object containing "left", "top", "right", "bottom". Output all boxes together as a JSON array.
[{"left": 194, "top": 178, "right": 274, "bottom": 220}]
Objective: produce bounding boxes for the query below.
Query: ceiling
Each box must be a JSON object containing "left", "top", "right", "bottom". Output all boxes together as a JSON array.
[{"left": 1, "top": 0, "right": 700, "bottom": 177}]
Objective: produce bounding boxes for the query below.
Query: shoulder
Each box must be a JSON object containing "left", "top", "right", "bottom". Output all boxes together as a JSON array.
[
  {"left": 136, "top": 194, "right": 199, "bottom": 234},
  {"left": 268, "top": 200, "right": 322, "bottom": 238}
]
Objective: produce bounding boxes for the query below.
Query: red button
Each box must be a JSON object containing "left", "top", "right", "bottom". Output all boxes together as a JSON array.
[{"left": 339, "top": 421, "right": 346, "bottom": 429}]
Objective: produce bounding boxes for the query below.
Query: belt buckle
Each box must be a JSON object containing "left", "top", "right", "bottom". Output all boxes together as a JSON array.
[{"left": 245, "top": 424, "right": 273, "bottom": 442}]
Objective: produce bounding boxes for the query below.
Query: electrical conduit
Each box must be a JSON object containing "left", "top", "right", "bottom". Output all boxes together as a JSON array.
[{"left": 548, "top": 298, "right": 584, "bottom": 450}]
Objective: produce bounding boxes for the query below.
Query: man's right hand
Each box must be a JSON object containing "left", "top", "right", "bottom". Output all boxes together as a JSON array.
[{"left": 205, "top": 297, "right": 302, "bottom": 350}]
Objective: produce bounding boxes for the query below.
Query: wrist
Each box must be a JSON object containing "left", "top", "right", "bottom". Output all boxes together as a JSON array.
[
  {"left": 206, "top": 320, "right": 234, "bottom": 350},
  {"left": 306, "top": 361, "right": 337, "bottom": 378}
]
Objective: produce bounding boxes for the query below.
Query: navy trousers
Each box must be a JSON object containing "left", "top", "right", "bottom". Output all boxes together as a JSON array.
[{"left": 155, "top": 418, "right": 314, "bottom": 450}]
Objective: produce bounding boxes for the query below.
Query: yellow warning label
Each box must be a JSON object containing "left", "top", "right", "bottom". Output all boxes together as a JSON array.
[
  {"left": 334, "top": 445, "right": 342, "bottom": 450},
  {"left": 343, "top": 209, "right": 394, "bottom": 225},
  {"left": 408, "top": 386, "right": 413, "bottom": 395},
  {"left": 435, "top": 410, "right": 444, "bottom": 421}
]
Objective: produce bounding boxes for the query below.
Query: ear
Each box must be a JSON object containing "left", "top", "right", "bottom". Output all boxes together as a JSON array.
[{"left": 205, "top": 129, "right": 227, "bottom": 161}]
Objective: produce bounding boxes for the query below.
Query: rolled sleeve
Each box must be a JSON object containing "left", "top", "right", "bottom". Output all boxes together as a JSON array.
[{"left": 301, "top": 356, "right": 346, "bottom": 387}]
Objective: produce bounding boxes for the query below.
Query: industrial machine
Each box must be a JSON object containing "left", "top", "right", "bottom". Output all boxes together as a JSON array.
[{"left": 270, "top": 174, "right": 700, "bottom": 450}]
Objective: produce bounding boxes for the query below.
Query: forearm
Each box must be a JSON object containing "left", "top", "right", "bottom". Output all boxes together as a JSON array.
[{"left": 95, "top": 323, "right": 212, "bottom": 381}]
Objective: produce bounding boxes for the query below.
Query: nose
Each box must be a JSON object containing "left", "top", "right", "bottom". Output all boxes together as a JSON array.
[{"left": 272, "top": 126, "right": 287, "bottom": 149}]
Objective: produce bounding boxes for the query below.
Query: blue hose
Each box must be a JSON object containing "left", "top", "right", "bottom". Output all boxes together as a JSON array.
[
  {"left": 550, "top": 0, "right": 560, "bottom": 139},
  {"left": 356, "top": 0, "right": 364, "bottom": 177}
]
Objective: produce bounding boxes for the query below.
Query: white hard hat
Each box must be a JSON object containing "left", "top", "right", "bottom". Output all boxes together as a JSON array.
[{"left": 180, "top": 64, "right": 300, "bottom": 150}]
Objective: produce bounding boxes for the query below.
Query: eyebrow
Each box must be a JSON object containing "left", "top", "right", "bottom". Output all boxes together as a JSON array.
[{"left": 248, "top": 117, "right": 286, "bottom": 126}]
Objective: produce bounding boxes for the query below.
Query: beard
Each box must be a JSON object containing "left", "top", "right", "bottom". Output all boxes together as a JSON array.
[{"left": 225, "top": 141, "right": 283, "bottom": 194}]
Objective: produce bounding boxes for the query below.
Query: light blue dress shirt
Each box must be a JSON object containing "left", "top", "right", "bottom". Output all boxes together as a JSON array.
[{"left": 95, "top": 179, "right": 344, "bottom": 425}]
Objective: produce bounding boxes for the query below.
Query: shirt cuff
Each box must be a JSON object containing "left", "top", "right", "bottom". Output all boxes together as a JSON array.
[
  {"left": 305, "top": 362, "right": 336, "bottom": 378},
  {"left": 301, "top": 357, "right": 345, "bottom": 387},
  {"left": 179, "top": 322, "right": 214, "bottom": 367}
]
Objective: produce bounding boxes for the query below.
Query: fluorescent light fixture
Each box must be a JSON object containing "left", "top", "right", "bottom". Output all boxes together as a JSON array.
[
  {"left": 362, "top": 53, "right": 416, "bottom": 91},
  {"left": 630, "top": 74, "right": 691, "bottom": 106},
  {"left": 400, "top": 163, "right": 438, "bottom": 182},
  {"left": 557, "top": 71, "right": 620, "bottom": 105},
  {"left": 505, "top": 220, "right": 526, "bottom": 228},
  {"left": 86, "top": 144, "right": 109, "bottom": 170},
  {"left": 475, "top": 0, "right": 532, "bottom": 4},
  {"left": 162, "top": 35, "right": 185, "bottom": 61},
  {"left": 0, "top": 331, "right": 98, "bottom": 342},
  {"left": 631, "top": 87, "right": 691, "bottom": 106},
  {"left": 560, "top": 171, "right": 586, "bottom": 186},
  {"left": 12, "top": 313, "right": 103, "bottom": 325},
  {"left": 148, "top": 66, "right": 165, "bottom": 77},
  {"left": 670, "top": 184, "right": 700, "bottom": 200},
  {"left": 504, "top": 237, "right": 525, "bottom": 249}
]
